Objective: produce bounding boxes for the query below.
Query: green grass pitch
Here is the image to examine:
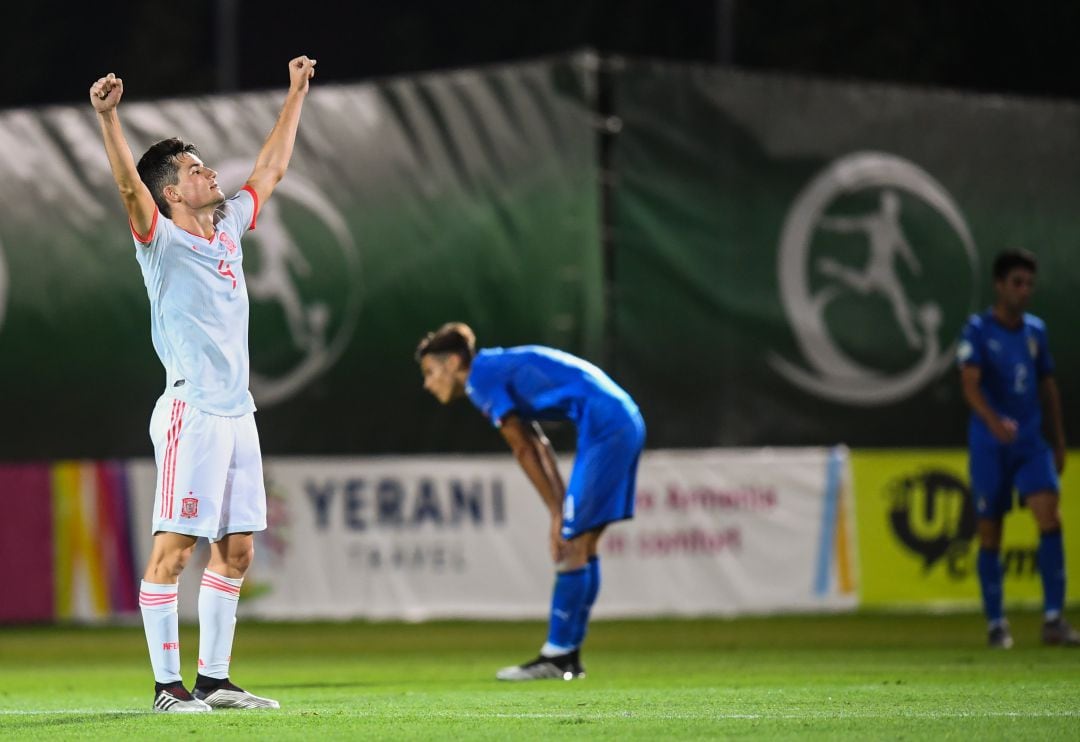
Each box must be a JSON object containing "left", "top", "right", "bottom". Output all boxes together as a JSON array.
[{"left": 1, "top": 611, "right": 1077, "bottom": 739}]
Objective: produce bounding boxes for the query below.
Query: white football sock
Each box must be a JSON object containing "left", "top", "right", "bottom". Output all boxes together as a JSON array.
[
  {"left": 139, "top": 581, "right": 181, "bottom": 684},
  {"left": 198, "top": 569, "right": 243, "bottom": 679}
]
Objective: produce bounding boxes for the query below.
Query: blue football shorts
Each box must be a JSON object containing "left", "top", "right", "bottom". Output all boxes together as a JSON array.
[
  {"left": 968, "top": 435, "right": 1059, "bottom": 519},
  {"left": 561, "top": 411, "right": 646, "bottom": 540}
]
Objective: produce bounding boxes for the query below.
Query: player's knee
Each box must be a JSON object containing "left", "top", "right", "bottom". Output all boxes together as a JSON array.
[
  {"left": 224, "top": 542, "right": 255, "bottom": 575},
  {"left": 977, "top": 518, "right": 1003, "bottom": 550},
  {"left": 556, "top": 539, "right": 589, "bottom": 571},
  {"left": 230, "top": 548, "right": 254, "bottom": 574},
  {"left": 146, "top": 546, "right": 194, "bottom": 581},
  {"left": 555, "top": 549, "right": 584, "bottom": 572},
  {"left": 1038, "top": 512, "right": 1062, "bottom": 533},
  {"left": 1027, "top": 494, "right": 1062, "bottom": 532},
  {"left": 556, "top": 557, "right": 588, "bottom": 572},
  {"left": 1040, "top": 504, "right": 1062, "bottom": 532}
]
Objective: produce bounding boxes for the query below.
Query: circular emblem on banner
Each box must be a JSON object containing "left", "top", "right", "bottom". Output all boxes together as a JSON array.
[
  {"left": 219, "top": 162, "right": 362, "bottom": 407},
  {"left": 769, "top": 152, "right": 978, "bottom": 405}
]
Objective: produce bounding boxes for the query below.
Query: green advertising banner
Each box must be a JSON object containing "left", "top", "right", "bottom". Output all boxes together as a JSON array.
[
  {"left": 4, "top": 55, "right": 1080, "bottom": 459},
  {"left": 0, "top": 55, "right": 602, "bottom": 458},
  {"left": 612, "top": 60, "right": 1080, "bottom": 446}
]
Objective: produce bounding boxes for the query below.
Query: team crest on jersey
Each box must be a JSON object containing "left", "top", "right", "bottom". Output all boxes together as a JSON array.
[
  {"left": 956, "top": 340, "right": 973, "bottom": 364},
  {"left": 1028, "top": 336, "right": 1038, "bottom": 359},
  {"left": 219, "top": 232, "right": 238, "bottom": 254},
  {"left": 181, "top": 497, "right": 199, "bottom": 519}
]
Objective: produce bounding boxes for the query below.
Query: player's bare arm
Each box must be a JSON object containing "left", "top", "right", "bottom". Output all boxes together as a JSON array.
[
  {"left": 1039, "top": 375, "right": 1067, "bottom": 473},
  {"left": 245, "top": 55, "right": 317, "bottom": 206},
  {"left": 90, "top": 73, "right": 156, "bottom": 238},
  {"left": 529, "top": 421, "right": 572, "bottom": 559},
  {"left": 499, "top": 415, "right": 568, "bottom": 561},
  {"left": 500, "top": 415, "right": 564, "bottom": 516},
  {"left": 960, "top": 365, "right": 1018, "bottom": 444},
  {"left": 530, "top": 421, "right": 567, "bottom": 497}
]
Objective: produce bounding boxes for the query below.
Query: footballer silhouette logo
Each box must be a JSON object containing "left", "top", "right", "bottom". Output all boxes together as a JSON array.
[
  {"left": 886, "top": 469, "right": 976, "bottom": 571},
  {"left": 218, "top": 161, "right": 363, "bottom": 407},
  {"left": 771, "top": 152, "right": 979, "bottom": 405}
]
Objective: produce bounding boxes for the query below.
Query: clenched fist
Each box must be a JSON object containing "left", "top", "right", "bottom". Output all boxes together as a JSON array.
[
  {"left": 89, "top": 73, "right": 123, "bottom": 113},
  {"left": 288, "top": 56, "right": 317, "bottom": 95}
]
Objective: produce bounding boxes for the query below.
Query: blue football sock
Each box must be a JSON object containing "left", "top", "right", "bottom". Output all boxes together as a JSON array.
[
  {"left": 542, "top": 566, "right": 589, "bottom": 656},
  {"left": 1038, "top": 529, "right": 1065, "bottom": 617},
  {"left": 977, "top": 548, "right": 1004, "bottom": 625},
  {"left": 570, "top": 556, "right": 602, "bottom": 647}
]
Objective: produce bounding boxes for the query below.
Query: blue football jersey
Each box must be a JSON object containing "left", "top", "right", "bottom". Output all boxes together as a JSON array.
[
  {"left": 465, "top": 346, "right": 639, "bottom": 438},
  {"left": 957, "top": 310, "right": 1053, "bottom": 443}
]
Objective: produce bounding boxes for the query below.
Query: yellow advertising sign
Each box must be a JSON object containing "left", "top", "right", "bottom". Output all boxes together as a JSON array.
[{"left": 853, "top": 450, "right": 1080, "bottom": 608}]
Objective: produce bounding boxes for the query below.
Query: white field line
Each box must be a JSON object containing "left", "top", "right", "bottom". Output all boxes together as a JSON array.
[
  {"left": 0, "top": 710, "right": 144, "bottom": 716},
  {"left": 2, "top": 709, "right": 1080, "bottom": 720},
  {"left": 478, "top": 710, "right": 1080, "bottom": 720}
]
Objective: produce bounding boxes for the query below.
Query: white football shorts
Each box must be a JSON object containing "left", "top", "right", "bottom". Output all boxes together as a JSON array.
[{"left": 149, "top": 395, "right": 267, "bottom": 541}]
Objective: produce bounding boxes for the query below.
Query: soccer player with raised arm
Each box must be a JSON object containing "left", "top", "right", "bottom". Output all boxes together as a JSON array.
[
  {"left": 89, "top": 55, "right": 316, "bottom": 712},
  {"left": 958, "top": 248, "right": 1079, "bottom": 649},
  {"left": 416, "top": 323, "right": 646, "bottom": 680}
]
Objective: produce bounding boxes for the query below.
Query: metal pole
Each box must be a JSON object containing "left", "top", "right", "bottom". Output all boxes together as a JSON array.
[
  {"left": 216, "top": 0, "right": 239, "bottom": 92},
  {"left": 597, "top": 53, "right": 623, "bottom": 373},
  {"left": 716, "top": 0, "right": 736, "bottom": 65}
]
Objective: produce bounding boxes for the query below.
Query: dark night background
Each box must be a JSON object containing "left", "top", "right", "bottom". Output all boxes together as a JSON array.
[{"left": 4, "top": 1, "right": 1080, "bottom": 109}]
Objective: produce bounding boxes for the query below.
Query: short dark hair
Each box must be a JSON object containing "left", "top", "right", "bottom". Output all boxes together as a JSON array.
[
  {"left": 415, "top": 322, "right": 476, "bottom": 366},
  {"left": 992, "top": 248, "right": 1037, "bottom": 281},
  {"left": 136, "top": 138, "right": 200, "bottom": 218}
]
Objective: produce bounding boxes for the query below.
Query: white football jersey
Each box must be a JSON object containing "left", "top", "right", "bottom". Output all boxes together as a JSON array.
[{"left": 132, "top": 187, "right": 259, "bottom": 417}]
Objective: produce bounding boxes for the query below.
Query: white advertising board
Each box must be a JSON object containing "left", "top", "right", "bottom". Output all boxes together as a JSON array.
[{"left": 127, "top": 448, "right": 857, "bottom": 619}]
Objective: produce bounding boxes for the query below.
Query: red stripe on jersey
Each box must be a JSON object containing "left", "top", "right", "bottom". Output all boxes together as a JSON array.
[
  {"left": 241, "top": 185, "right": 259, "bottom": 230},
  {"left": 161, "top": 400, "right": 185, "bottom": 521},
  {"left": 160, "top": 400, "right": 180, "bottom": 519},
  {"left": 130, "top": 208, "right": 160, "bottom": 245},
  {"left": 164, "top": 400, "right": 180, "bottom": 519},
  {"left": 167, "top": 402, "right": 186, "bottom": 520}
]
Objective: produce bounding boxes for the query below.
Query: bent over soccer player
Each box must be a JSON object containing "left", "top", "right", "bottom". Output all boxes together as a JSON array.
[
  {"left": 417, "top": 323, "right": 646, "bottom": 680},
  {"left": 90, "top": 56, "right": 317, "bottom": 712},
  {"left": 958, "top": 248, "right": 1079, "bottom": 649}
]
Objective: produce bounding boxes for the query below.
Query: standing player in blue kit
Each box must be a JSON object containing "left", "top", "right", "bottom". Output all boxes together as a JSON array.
[
  {"left": 416, "top": 323, "right": 646, "bottom": 680},
  {"left": 958, "top": 248, "right": 1079, "bottom": 648}
]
